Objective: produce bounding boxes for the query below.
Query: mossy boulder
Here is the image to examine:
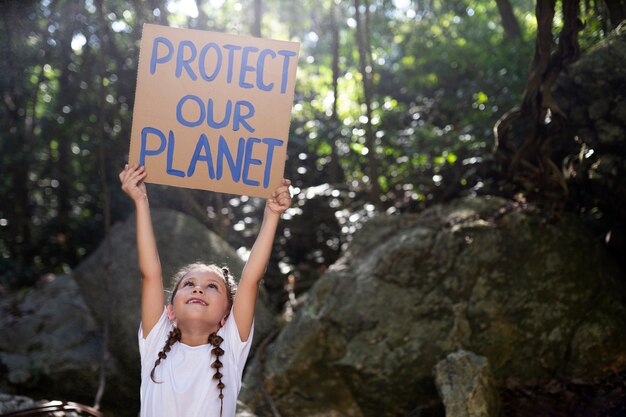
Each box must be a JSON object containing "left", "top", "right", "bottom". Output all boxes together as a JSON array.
[{"left": 241, "top": 196, "right": 626, "bottom": 417}]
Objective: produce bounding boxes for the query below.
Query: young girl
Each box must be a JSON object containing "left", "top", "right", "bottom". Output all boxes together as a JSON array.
[{"left": 119, "top": 163, "right": 292, "bottom": 417}]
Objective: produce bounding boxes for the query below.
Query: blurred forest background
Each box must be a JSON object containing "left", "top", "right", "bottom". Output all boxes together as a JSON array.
[
  {"left": 2, "top": 0, "right": 624, "bottom": 290},
  {"left": 2, "top": 0, "right": 626, "bottom": 415}
]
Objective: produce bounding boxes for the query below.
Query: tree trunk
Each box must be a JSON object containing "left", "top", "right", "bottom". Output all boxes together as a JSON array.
[
  {"left": 1, "top": 4, "right": 35, "bottom": 277},
  {"left": 603, "top": 0, "right": 626, "bottom": 29},
  {"left": 354, "top": 0, "right": 381, "bottom": 201},
  {"left": 327, "top": 0, "right": 344, "bottom": 184},
  {"left": 54, "top": 2, "right": 81, "bottom": 260},
  {"left": 93, "top": 0, "right": 113, "bottom": 408},
  {"left": 252, "top": 0, "right": 263, "bottom": 37},
  {"left": 493, "top": 0, "right": 582, "bottom": 206},
  {"left": 150, "top": 0, "right": 169, "bottom": 25},
  {"left": 495, "top": 0, "right": 522, "bottom": 40},
  {"left": 193, "top": 0, "right": 211, "bottom": 30}
]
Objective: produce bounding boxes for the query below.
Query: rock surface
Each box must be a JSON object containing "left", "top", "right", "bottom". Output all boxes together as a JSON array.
[
  {"left": 555, "top": 21, "right": 626, "bottom": 261},
  {"left": 0, "top": 275, "right": 109, "bottom": 399},
  {"left": 240, "top": 196, "right": 626, "bottom": 417},
  {"left": 434, "top": 350, "right": 499, "bottom": 417},
  {"left": 0, "top": 392, "right": 38, "bottom": 414}
]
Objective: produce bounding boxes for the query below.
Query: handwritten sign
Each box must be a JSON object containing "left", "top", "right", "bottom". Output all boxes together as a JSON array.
[{"left": 128, "top": 24, "right": 300, "bottom": 198}]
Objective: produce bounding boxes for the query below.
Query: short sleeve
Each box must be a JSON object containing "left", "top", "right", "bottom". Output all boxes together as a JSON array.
[
  {"left": 219, "top": 308, "right": 254, "bottom": 388},
  {"left": 138, "top": 308, "right": 173, "bottom": 376}
]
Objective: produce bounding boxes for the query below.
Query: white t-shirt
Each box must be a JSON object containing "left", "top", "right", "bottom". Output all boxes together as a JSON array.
[{"left": 138, "top": 308, "right": 253, "bottom": 417}]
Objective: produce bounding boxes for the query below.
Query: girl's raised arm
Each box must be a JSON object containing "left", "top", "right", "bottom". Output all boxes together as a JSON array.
[
  {"left": 119, "top": 164, "right": 164, "bottom": 337},
  {"left": 233, "top": 179, "right": 292, "bottom": 341}
]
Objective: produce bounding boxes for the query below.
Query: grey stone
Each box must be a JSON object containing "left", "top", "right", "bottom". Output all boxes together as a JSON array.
[
  {"left": 0, "top": 274, "right": 114, "bottom": 401},
  {"left": 240, "top": 196, "right": 626, "bottom": 417},
  {"left": 434, "top": 350, "right": 500, "bottom": 417},
  {"left": 0, "top": 393, "right": 36, "bottom": 414}
]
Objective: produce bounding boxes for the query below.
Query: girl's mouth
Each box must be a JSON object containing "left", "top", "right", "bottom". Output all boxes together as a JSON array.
[{"left": 186, "top": 298, "right": 208, "bottom": 306}]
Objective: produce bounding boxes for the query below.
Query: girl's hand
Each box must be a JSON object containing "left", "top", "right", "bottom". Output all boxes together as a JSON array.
[
  {"left": 266, "top": 178, "right": 292, "bottom": 215},
  {"left": 119, "top": 163, "right": 148, "bottom": 203}
]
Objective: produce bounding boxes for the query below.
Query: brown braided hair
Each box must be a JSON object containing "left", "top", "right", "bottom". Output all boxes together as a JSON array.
[
  {"left": 149, "top": 326, "right": 181, "bottom": 382},
  {"left": 150, "top": 263, "right": 237, "bottom": 416},
  {"left": 209, "top": 332, "right": 225, "bottom": 416}
]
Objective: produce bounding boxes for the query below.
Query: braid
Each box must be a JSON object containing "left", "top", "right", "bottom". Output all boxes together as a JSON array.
[
  {"left": 209, "top": 332, "right": 225, "bottom": 417},
  {"left": 150, "top": 327, "right": 181, "bottom": 383}
]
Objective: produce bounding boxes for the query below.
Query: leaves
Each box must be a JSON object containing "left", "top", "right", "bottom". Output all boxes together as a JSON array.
[{"left": 0, "top": 0, "right": 615, "bottom": 284}]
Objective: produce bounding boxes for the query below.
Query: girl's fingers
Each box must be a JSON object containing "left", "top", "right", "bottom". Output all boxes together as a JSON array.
[
  {"left": 120, "top": 164, "right": 135, "bottom": 182},
  {"left": 273, "top": 186, "right": 290, "bottom": 197},
  {"left": 270, "top": 194, "right": 290, "bottom": 206},
  {"left": 127, "top": 166, "right": 145, "bottom": 183},
  {"left": 120, "top": 164, "right": 146, "bottom": 188},
  {"left": 272, "top": 179, "right": 291, "bottom": 195},
  {"left": 126, "top": 163, "right": 142, "bottom": 174}
]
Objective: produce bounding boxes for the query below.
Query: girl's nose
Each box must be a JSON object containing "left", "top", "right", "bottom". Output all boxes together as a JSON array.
[{"left": 193, "top": 286, "right": 204, "bottom": 293}]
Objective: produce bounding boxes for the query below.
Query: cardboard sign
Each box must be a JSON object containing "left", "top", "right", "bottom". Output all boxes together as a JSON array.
[{"left": 128, "top": 24, "right": 300, "bottom": 198}]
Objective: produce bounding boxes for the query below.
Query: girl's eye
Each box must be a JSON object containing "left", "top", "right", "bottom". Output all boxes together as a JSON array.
[
  {"left": 184, "top": 281, "right": 194, "bottom": 287},
  {"left": 208, "top": 283, "right": 217, "bottom": 290}
]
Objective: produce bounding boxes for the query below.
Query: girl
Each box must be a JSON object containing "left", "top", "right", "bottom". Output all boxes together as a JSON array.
[{"left": 119, "top": 163, "right": 292, "bottom": 417}]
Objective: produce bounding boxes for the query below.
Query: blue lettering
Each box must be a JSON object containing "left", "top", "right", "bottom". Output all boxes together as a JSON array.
[
  {"left": 216, "top": 136, "right": 244, "bottom": 182},
  {"left": 239, "top": 46, "right": 259, "bottom": 89},
  {"left": 176, "top": 40, "right": 198, "bottom": 80},
  {"left": 233, "top": 100, "right": 255, "bottom": 133},
  {"left": 261, "top": 138, "right": 284, "bottom": 188},
  {"left": 187, "top": 133, "right": 215, "bottom": 179},
  {"left": 176, "top": 95, "right": 205, "bottom": 127},
  {"left": 257, "top": 49, "right": 276, "bottom": 91},
  {"left": 242, "top": 137, "right": 262, "bottom": 186},
  {"left": 167, "top": 131, "right": 185, "bottom": 177},
  {"left": 223, "top": 44, "right": 242, "bottom": 84},
  {"left": 277, "top": 50, "right": 297, "bottom": 94},
  {"left": 140, "top": 127, "right": 167, "bottom": 166},
  {"left": 150, "top": 37, "right": 174, "bottom": 75},
  {"left": 207, "top": 98, "right": 232, "bottom": 129},
  {"left": 198, "top": 42, "right": 222, "bottom": 82}
]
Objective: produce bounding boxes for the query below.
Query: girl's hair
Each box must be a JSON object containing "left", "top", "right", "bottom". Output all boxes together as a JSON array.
[{"left": 150, "top": 263, "right": 237, "bottom": 416}]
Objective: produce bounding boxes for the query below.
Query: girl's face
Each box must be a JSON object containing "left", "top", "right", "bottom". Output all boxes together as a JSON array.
[{"left": 169, "top": 268, "right": 230, "bottom": 331}]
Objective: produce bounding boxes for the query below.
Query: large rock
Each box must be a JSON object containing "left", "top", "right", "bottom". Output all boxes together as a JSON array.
[
  {"left": 555, "top": 21, "right": 626, "bottom": 262},
  {"left": 0, "top": 393, "right": 38, "bottom": 414},
  {"left": 73, "top": 209, "right": 276, "bottom": 403},
  {"left": 240, "top": 196, "right": 626, "bottom": 416},
  {"left": 0, "top": 275, "right": 129, "bottom": 407}
]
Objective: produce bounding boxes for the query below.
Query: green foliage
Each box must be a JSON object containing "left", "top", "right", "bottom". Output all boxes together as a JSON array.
[
  {"left": 288, "top": 0, "right": 536, "bottom": 209},
  {"left": 0, "top": 0, "right": 616, "bottom": 284}
]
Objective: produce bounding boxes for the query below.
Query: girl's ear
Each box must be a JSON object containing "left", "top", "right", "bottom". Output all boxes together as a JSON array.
[
  {"left": 166, "top": 305, "right": 176, "bottom": 323},
  {"left": 219, "top": 314, "right": 228, "bottom": 328}
]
